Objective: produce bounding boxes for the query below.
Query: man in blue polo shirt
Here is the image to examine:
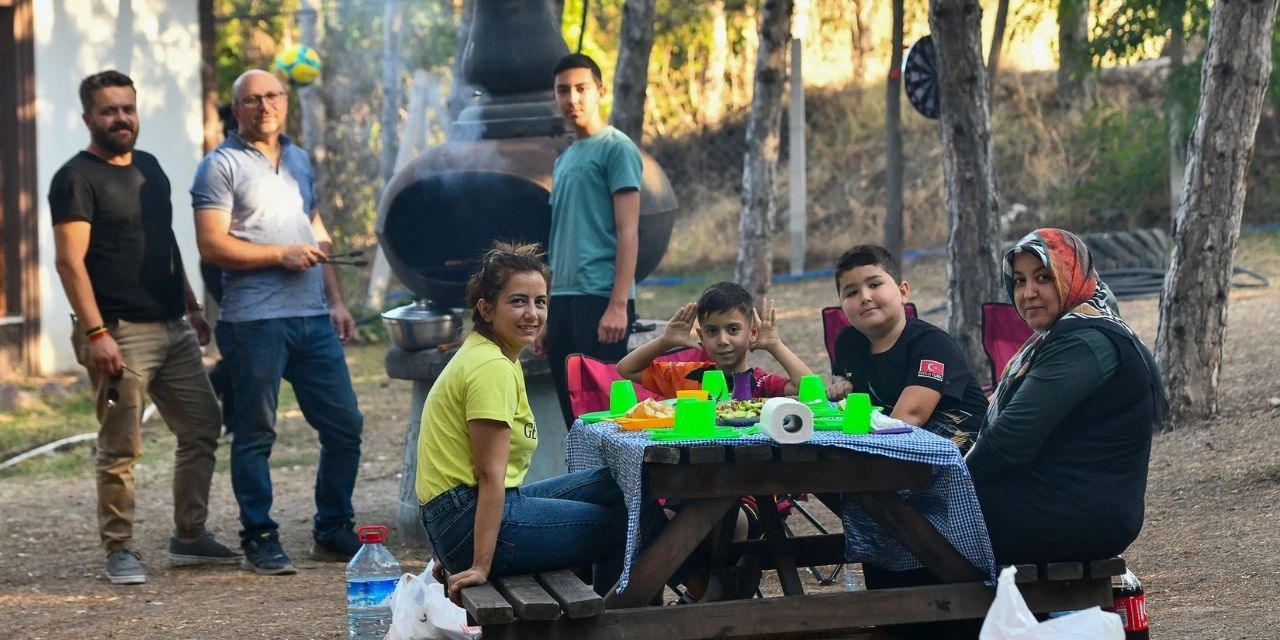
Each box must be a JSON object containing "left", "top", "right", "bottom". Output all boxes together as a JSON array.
[{"left": 191, "top": 69, "right": 363, "bottom": 575}]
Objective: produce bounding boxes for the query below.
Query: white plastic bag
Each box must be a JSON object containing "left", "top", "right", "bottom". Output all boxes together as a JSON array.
[
  {"left": 387, "top": 560, "right": 483, "bottom": 640},
  {"left": 979, "top": 566, "right": 1125, "bottom": 640}
]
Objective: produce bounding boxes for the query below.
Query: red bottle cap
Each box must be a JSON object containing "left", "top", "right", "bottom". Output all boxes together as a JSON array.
[{"left": 356, "top": 524, "right": 388, "bottom": 544}]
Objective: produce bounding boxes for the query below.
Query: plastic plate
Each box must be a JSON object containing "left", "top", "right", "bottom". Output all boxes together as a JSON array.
[
  {"left": 615, "top": 416, "right": 675, "bottom": 430},
  {"left": 648, "top": 426, "right": 742, "bottom": 441},
  {"left": 578, "top": 410, "right": 623, "bottom": 424}
]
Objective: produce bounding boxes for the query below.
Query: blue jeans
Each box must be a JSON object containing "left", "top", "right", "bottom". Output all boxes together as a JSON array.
[
  {"left": 420, "top": 467, "right": 631, "bottom": 595},
  {"left": 224, "top": 315, "right": 363, "bottom": 542}
]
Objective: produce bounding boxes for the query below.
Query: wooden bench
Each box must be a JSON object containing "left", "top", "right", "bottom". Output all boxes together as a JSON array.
[
  {"left": 458, "top": 569, "right": 604, "bottom": 639},
  {"left": 459, "top": 557, "right": 1127, "bottom": 640}
]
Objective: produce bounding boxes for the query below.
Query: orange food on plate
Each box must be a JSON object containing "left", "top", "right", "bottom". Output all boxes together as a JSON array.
[{"left": 625, "top": 397, "right": 674, "bottom": 419}]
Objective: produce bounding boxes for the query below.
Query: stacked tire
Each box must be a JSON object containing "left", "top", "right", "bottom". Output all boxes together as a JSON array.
[
  {"left": 1078, "top": 229, "right": 1171, "bottom": 299},
  {"left": 1080, "top": 229, "right": 1171, "bottom": 272}
]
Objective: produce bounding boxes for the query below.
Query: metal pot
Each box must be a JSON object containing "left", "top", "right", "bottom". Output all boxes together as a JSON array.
[{"left": 381, "top": 300, "right": 462, "bottom": 351}]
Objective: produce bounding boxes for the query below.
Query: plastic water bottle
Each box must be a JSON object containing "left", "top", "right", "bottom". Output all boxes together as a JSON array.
[
  {"left": 347, "top": 525, "right": 401, "bottom": 639},
  {"left": 843, "top": 564, "right": 863, "bottom": 592}
]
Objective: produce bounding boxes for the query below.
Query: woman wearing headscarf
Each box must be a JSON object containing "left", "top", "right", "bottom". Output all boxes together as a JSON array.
[{"left": 966, "top": 228, "right": 1168, "bottom": 563}]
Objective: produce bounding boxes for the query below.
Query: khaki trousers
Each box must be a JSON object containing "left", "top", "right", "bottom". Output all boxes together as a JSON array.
[{"left": 73, "top": 318, "right": 222, "bottom": 551}]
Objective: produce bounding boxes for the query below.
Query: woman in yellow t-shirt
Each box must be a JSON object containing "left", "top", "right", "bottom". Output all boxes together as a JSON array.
[{"left": 417, "top": 241, "right": 629, "bottom": 602}]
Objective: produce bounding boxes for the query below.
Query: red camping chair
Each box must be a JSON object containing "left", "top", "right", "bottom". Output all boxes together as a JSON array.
[
  {"left": 821, "top": 302, "right": 917, "bottom": 371},
  {"left": 564, "top": 347, "right": 710, "bottom": 417},
  {"left": 981, "top": 302, "right": 1034, "bottom": 385},
  {"left": 565, "top": 354, "right": 659, "bottom": 417}
]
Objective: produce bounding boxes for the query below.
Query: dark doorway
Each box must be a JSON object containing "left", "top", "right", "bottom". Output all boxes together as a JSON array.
[{"left": 0, "top": 0, "right": 39, "bottom": 376}]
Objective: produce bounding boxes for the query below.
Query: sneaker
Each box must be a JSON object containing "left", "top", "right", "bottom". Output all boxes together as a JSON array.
[
  {"left": 240, "top": 533, "right": 297, "bottom": 575},
  {"left": 311, "top": 527, "right": 361, "bottom": 562},
  {"left": 169, "top": 532, "right": 243, "bottom": 565},
  {"left": 106, "top": 549, "right": 147, "bottom": 585},
  {"left": 703, "top": 554, "right": 762, "bottom": 602}
]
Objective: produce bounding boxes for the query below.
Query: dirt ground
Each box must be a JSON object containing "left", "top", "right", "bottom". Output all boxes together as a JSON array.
[{"left": 1, "top": 235, "right": 1276, "bottom": 639}]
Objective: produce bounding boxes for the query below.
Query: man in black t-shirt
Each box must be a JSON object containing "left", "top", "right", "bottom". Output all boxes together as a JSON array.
[
  {"left": 826, "top": 245, "right": 987, "bottom": 450},
  {"left": 49, "top": 71, "right": 239, "bottom": 585}
]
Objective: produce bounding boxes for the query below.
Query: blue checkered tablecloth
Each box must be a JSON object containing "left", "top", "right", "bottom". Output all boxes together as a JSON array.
[{"left": 566, "top": 421, "right": 997, "bottom": 593}]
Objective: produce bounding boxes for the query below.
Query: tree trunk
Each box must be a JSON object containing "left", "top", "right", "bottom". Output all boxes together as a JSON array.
[
  {"left": 735, "top": 0, "right": 794, "bottom": 301},
  {"left": 610, "top": 0, "right": 657, "bottom": 142},
  {"left": 298, "top": 0, "right": 327, "bottom": 202},
  {"left": 1056, "top": 0, "right": 1092, "bottom": 109},
  {"left": 379, "top": 0, "right": 404, "bottom": 188},
  {"left": 1155, "top": 0, "right": 1278, "bottom": 431},
  {"left": 884, "top": 0, "right": 905, "bottom": 261},
  {"left": 986, "top": 0, "right": 1009, "bottom": 92},
  {"left": 447, "top": 0, "right": 475, "bottom": 123},
  {"left": 1166, "top": 21, "right": 1187, "bottom": 219},
  {"left": 929, "top": 0, "right": 1003, "bottom": 384},
  {"left": 703, "top": 0, "right": 729, "bottom": 127},
  {"left": 849, "top": 0, "right": 872, "bottom": 90},
  {"left": 197, "top": 0, "right": 221, "bottom": 154}
]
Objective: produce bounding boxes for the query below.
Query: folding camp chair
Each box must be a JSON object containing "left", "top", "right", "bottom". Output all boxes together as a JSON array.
[
  {"left": 565, "top": 354, "right": 660, "bottom": 417},
  {"left": 981, "top": 302, "right": 1034, "bottom": 387},
  {"left": 564, "top": 347, "right": 710, "bottom": 417},
  {"left": 821, "top": 302, "right": 918, "bottom": 372}
]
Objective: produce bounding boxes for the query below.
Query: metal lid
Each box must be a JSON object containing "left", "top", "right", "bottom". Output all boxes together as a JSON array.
[{"left": 381, "top": 299, "right": 455, "bottom": 321}]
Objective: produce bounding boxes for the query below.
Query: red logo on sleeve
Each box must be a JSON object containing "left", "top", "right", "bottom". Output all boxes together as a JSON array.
[{"left": 918, "top": 359, "right": 945, "bottom": 381}]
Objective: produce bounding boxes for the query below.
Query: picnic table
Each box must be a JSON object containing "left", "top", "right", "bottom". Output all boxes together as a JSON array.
[{"left": 462, "top": 421, "right": 1122, "bottom": 639}]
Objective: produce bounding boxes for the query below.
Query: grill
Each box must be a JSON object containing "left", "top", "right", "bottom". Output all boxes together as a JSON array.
[
  {"left": 385, "top": 0, "right": 677, "bottom": 543},
  {"left": 375, "top": 0, "right": 677, "bottom": 311}
]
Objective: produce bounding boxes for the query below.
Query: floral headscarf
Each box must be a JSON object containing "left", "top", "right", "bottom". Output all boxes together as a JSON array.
[
  {"left": 986, "top": 228, "right": 1164, "bottom": 426},
  {"left": 1001, "top": 228, "right": 1106, "bottom": 315}
]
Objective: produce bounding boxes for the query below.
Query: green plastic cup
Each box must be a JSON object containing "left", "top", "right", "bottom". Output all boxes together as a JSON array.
[
  {"left": 701, "top": 369, "right": 729, "bottom": 402},
  {"left": 609, "top": 379, "right": 638, "bottom": 416},
  {"left": 842, "top": 392, "right": 873, "bottom": 435},
  {"left": 674, "top": 398, "right": 716, "bottom": 437},
  {"left": 797, "top": 374, "right": 826, "bottom": 404}
]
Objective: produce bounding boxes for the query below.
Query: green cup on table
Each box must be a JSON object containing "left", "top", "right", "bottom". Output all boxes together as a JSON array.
[
  {"left": 701, "top": 369, "right": 729, "bottom": 402},
  {"left": 609, "top": 379, "right": 638, "bottom": 416},
  {"left": 673, "top": 398, "right": 717, "bottom": 437},
  {"left": 797, "top": 374, "right": 826, "bottom": 404},
  {"left": 842, "top": 392, "right": 873, "bottom": 435}
]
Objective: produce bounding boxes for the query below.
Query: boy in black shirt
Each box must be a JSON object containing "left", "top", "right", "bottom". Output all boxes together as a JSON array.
[{"left": 826, "top": 245, "right": 987, "bottom": 451}]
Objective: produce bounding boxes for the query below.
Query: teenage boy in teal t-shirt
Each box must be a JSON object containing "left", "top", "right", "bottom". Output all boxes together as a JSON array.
[{"left": 538, "top": 53, "right": 644, "bottom": 425}]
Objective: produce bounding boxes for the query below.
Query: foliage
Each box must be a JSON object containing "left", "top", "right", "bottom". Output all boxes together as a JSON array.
[
  {"left": 1091, "top": 0, "right": 1280, "bottom": 131},
  {"left": 1271, "top": 14, "right": 1280, "bottom": 114},
  {"left": 203, "top": 0, "right": 1280, "bottom": 283},
  {"left": 1050, "top": 105, "right": 1169, "bottom": 231},
  {"left": 1089, "top": 0, "right": 1212, "bottom": 67},
  {"left": 213, "top": 0, "right": 300, "bottom": 102}
]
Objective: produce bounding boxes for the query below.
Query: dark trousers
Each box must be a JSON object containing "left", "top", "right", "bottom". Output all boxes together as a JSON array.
[
  {"left": 209, "top": 321, "right": 235, "bottom": 431},
  {"left": 223, "top": 315, "right": 364, "bottom": 542},
  {"left": 544, "top": 295, "right": 636, "bottom": 426}
]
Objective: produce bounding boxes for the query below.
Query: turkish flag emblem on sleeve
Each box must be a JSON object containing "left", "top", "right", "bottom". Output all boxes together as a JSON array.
[{"left": 918, "top": 359, "right": 945, "bottom": 382}]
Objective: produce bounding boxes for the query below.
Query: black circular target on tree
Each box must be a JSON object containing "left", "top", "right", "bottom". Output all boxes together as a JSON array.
[{"left": 903, "top": 35, "right": 939, "bottom": 119}]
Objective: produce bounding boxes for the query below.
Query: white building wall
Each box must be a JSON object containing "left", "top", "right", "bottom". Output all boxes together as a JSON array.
[{"left": 32, "top": 0, "right": 203, "bottom": 374}]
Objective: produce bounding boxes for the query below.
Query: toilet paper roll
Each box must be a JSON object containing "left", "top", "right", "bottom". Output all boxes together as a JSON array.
[{"left": 758, "top": 397, "right": 815, "bottom": 444}]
